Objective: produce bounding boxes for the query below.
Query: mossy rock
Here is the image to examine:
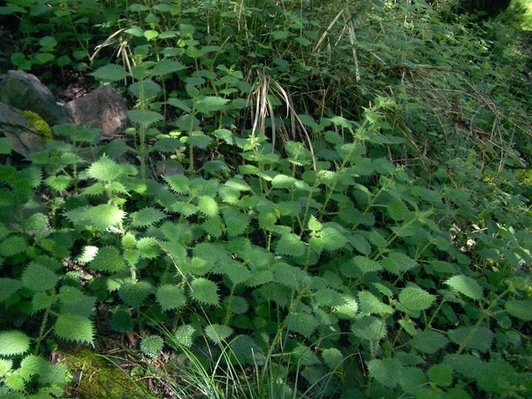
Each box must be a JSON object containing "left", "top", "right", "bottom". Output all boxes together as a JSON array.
[{"left": 61, "top": 349, "right": 157, "bottom": 399}]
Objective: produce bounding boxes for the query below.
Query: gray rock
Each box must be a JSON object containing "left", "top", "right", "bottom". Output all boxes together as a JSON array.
[
  {"left": 0, "top": 102, "right": 44, "bottom": 156},
  {"left": 64, "top": 86, "right": 127, "bottom": 138},
  {"left": 0, "top": 70, "right": 69, "bottom": 125}
]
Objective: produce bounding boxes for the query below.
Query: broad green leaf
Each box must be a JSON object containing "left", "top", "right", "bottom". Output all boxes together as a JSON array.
[
  {"left": 190, "top": 278, "right": 219, "bottom": 306},
  {"left": 205, "top": 324, "right": 233, "bottom": 344},
  {"left": 21, "top": 262, "right": 58, "bottom": 292},
  {"left": 87, "top": 156, "right": 123, "bottom": 182},
  {"left": 359, "top": 291, "right": 394, "bottom": 315},
  {"left": 409, "top": 329, "right": 449, "bottom": 354},
  {"left": 427, "top": 364, "right": 453, "bottom": 387},
  {"left": 448, "top": 326, "right": 494, "bottom": 353},
  {"left": 0, "top": 331, "right": 31, "bottom": 356},
  {"left": 0, "top": 278, "right": 22, "bottom": 301},
  {"left": 156, "top": 284, "right": 186, "bottom": 311},
  {"left": 505, "top": 299, "right": 532, "bottom": 321},
  {"left": 129, "top": 79, "right": 162, "bottom": 99},
  {"left": 140, "top": 335, "right": 164, "bottom": 357},
  {"left": 194, "top": 96, "right": 229, "bottom": 114},
  {"left": 152, "top": 59, "right": 186, "bottom": 76},
  {"left": 398, "top": 287, "right": 436, "bottom": 313},
  {"left": 128, "top": 110, "right": 163, "bottom": 127},
  {"left": 89, "top": 247, "right": 126, "bottom": 273},
  {"left": 368, "top": 358, "right": 402, "bottom": 388},
  {"left": 275, "top": 233, "right": 306, "bottom": 257},
  {"left": 445, "top": 274, "right": 483, "bottom": 300},
  {"left": 54, "top": 314, "right": 94, "bottom": 344},
  {"left": 90, "top": 64, "right": 129, "bottom": 81},
  {"left": 353, "top": 256, "right": 382, "bottom": 273},
  {"left": 285, "top": 312, "right": 319, "bottom": 338}
]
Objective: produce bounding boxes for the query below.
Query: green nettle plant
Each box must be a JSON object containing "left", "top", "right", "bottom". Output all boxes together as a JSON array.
[{"left": 0, "top": 0, "right": 530, "bottom": 398}]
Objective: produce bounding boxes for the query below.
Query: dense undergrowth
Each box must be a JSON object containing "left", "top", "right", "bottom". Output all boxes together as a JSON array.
[{"left": 0, "top": 1, "right": 530, "bottom": 398}]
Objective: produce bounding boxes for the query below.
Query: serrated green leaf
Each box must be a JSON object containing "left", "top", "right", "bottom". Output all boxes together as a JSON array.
[
  {"left": 156, "top": 284, "right": 187, "bottom": 311},
  {"left": 21, "top": 262, "right": 58, "bottom": 292},
  {"left": 190, "top": 278, "right": 219, "bottom": 306},
  {"left": 32, "top": 292, "right": 56, "bottom": 313},
  {"left": 110, "top": 306, "right": 133, "bottom": 333},
  {"left": 140, "top": 335, "right": 164, "bottom": 357},
  {"left": 271, "top": 174, "right": 296, "bottom": 189},
  {"left": 353, "top": 256, "right": 382, "bottom": 273},
  {"left": 311, "top": 227, "right": 348, "bottom": 252},
  {"left": 409, "top": 329, "right": 449, "bottom": 354},
  {"left": 89, "top": 246, "right": 126, "bottom": 273},
  {"left": 128, "top": 110, "right": 163, "bottom": 127},
  {"left": 19, "top": 354, "right": 49, "bottom": 380},
  {"left": 445, "top": 274, "right": 483, "bottom": 300},
  {"left": 54, "top": 314, "right": 94, "bottom": 344},
  {"left": 0, "top": 331, "right": 31, "bottom": 356},
  {"left": 505, "top": 299, "right": 532, "bottom": 321},
  {"left": 359, "top": 291, "right": 394, "bottom": 315},
  {"left": 90, "top": 64, "right": 129, "bottom": 81},
  {"left": 322, "top": 348, "right": 344, "bottom": 370},
  {"left": 137, "top": 237, "right": 160, "bottom": 259},
  {"left": 66, "top": 204, "right": 125, "bottom": 230},
  {"left": 427, "top": 364, "right": 453, "bottom": 387},
  {"left": 334, "top": 295, "right": 358, "bottom": 319},
  {"left": 205, "top": 324, "right": 233, "bottom": 344},
  {"left": 0, "top": 358, "right": 13, "bottom": 377},
  {"left": 197, "top": 195, "right": 218, "bottom": 218},
  {"left": 118, "top": 281, "right": 153, "bottom": 308},
  {"left": 308, "top": 215, "right": 322, "bottom": 232},
  {"left": 0, "top": 235, "right": 27, "bottom": 257},
  {"left": 87, "top": 156, "right": 123, "bottom": 182},
  {"left": 285, "top": 312, "right": 319, "bottom": 338},
  {"left": 174, "top": 324, "right": 197, "bottom": 348},
  {"left": 131, "top": 207, "right": 166, "bottom": 228},
  {"left": 129, "top": 79, "right": 162, "bottom": 99},
  {"left": 223, "top": 207, "right": 249, "bottom": 237},
  {"left": 151, "top": 59, "right": 186, "bottom": 76},
  {"left": 0, "top": 278, "right": 22, "bottom": 301},
  {"left": 164, "top": 174, "right": 190, "bottom": 193},
  {"left": 368, "top": 358, "right": 402, "bottom": 388},
  {"left": 220, "top": 260, "right": 251, "bottom": 286},
  {"left": 351, "top": 316, "right": 386, "bottom": 341},
  {"left": 398, "top": 287, "right": 436, "bottom": 313},
  {"left": 448, "top": 326, "right": 494, "bottom": 353},
  {"left": 275, "top": 233, "right": 305, "bottom": 257},
  {"left": 194, "top": 96, "right": 229, "bottom": 114}
]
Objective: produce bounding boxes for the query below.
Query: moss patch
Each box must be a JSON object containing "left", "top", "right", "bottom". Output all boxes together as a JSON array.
[
  {"left": 61, "top": 349, "right": 157, "bottom": 399},
  {"left": 20, "top": 110, "right": 53, "bottom": 141}
]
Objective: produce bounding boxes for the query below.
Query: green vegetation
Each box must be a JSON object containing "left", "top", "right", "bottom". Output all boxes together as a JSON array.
[{"left": 0, "top": 0, "right": 530, "bottom": 398}]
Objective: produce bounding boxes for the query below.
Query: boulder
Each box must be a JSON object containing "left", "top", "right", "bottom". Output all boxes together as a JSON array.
[
  {"left": 0, "top": 70, "right": 69, "bottom": 125},
  {"left": 64, "top": 86, "right": 127, "bottom": 138},
  {"left": 0, "top": 102, "right": 44, "bottom": 156}
]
